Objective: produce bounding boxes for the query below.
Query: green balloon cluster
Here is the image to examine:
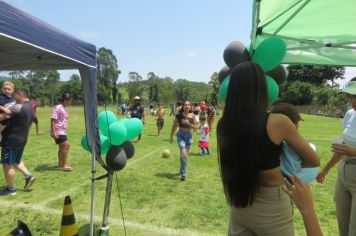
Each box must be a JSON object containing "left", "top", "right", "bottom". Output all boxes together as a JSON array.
[
  {"left": 219, "top": 75, "right": 230, "bottom": 102},
  {"left": 81, "top": 110, "right": 144, "bottom": 156},
  {"left": 81, "top": 134, "right": 111, "bottom": 155},
  {"left": 252, "top": 37, "right": 286, "bottom": 71},
  {"left": 266, "top": 76, "right": 279, "bottom": 103}
]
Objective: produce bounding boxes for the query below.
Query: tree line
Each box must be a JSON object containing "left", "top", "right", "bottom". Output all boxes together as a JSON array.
[{"left": 0, "top": 47, "right": 349, "bottom": 114}]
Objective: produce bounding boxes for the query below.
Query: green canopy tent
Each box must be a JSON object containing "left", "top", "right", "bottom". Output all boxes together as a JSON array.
[{"left": 251, "top": 0, "right": 356, "bottom": 66}]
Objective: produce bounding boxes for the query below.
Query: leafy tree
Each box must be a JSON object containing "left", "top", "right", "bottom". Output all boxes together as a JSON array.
[
  {"left": 287, "top": 65, "right": 345, "bottom": 86},
  {"left": 45, "top": 70, "right": 60, "bottom": 105},
  {"left": 174, "top": 79, "right": 191, "bottom": 101},
  {"left": 127, "top": 71, "right": 144, "bottom": 99},
  {"left": 96, "top": 47, "right": 120, "bottom": 103},
  {"left": 208, "top": 72, "right": 219, "bottom": 105},
  {"left": 59, "top": 74, "right": 83, "bottom": 104},
  {"left": 147, "top": 72, "right": 159, "bottom": 102},
  {"left": 281, "top": 81, "right": 315, "bottom": 105}
]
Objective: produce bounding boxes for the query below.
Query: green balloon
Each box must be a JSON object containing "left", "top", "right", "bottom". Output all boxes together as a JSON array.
[
  {"left": 219, "top": 75, "right": 230, "bottom": 102},
  {"left": 108, "top": 121, "right": 127, "bottom": 145},
  {"left": 100, "top": 134, "right": 111, "bottom": 155},
  {"left": 81, "top": 134, "right": 111, "bottom": 155},
  {"left": 266, "top": 76, "right": 279, "bottom": 103},
  {"left": 98, "top": 111, "right": 117, "bottom": 136},
  {"left": 81, "top": 135, "right": 90, "bottom": 152},
  {"left": 252, "top": 37, "right": 286, "bottom": 71},
  {"left": 124, "top": 118, "right": 144, "bottom": 140}
]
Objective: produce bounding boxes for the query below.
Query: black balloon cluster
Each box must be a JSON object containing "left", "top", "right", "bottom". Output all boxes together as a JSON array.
[{"left": 105, "top": 141, "right": 135, "bottom": 171}]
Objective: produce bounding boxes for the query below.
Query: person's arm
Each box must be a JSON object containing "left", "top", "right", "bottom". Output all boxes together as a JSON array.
[
  {"left": 316, "top": 153, "right": 343, "bottom": 184},
  {"left": 170, "top": 118, "right": 178, "bottom": 144},
  {"left": 50, "top": 118, "right": 58, "bottom": 139},
  {"left": 282, "top": 176, "right": 323, "bottom": 236},
  {"left": 274, "top": 114, "right": 320, "bottom": 167},
  {"left": 0, "top": 105, "right": 11, "bottom": 114}
]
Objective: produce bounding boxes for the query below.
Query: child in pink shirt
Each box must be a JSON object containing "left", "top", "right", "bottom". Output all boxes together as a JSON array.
[{"left": 50, "top": 93, "right": 72, "bottom": 171}]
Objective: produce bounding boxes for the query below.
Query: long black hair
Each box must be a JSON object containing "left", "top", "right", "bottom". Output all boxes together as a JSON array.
[{"left": 217, "top": 61, "right": 268, "bottom": 208}]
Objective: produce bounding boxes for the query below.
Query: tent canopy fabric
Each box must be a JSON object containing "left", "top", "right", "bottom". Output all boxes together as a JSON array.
[
  {"left": 251, "top": 0, "right": 356, "bottom": 66},
  {"left": 0, "top": 0, "right": 105, "bottom": 170},
  {"left": 0, "top": 0, "right": 96, "bottom": 70}
]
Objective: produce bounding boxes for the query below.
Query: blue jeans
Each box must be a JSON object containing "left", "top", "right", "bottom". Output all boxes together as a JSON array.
[{"left": 177, "top": 131, "right": 192, "bottom": 176}]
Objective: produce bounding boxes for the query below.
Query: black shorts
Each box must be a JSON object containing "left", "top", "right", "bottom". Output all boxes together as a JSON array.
[
  {"left": 157, "top": 118, "right": 164, "bottom": 128},
  {"left": 55, "top": 135, "right": 67, "bottom": 144}
]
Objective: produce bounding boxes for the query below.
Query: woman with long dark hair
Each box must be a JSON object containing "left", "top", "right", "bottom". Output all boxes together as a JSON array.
[
  {"left": 217, "top": 62, "right": 320, "bottom": 235},
  {"left": 170, "top": 100, "right": 199, "bottom": 181}
]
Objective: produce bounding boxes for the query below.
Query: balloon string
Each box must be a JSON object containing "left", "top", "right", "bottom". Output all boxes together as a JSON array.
[{"left": 115, "top": 172, "right": 127, "bottom": 236}]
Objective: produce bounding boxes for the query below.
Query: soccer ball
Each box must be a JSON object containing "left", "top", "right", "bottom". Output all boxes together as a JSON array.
[{"left": 162, "top": 149, "right": 171, "bottom": 158}]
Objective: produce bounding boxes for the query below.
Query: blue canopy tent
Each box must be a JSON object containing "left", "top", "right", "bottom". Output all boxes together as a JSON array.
[{"left": 0, "top": 1, "right": 105, "bottom": 235}]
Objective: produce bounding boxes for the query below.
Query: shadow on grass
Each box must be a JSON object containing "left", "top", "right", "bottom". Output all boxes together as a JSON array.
[
  {"left": 155, "top": 172, "right": 180, "bottom": 180},
  {"left": 34, "top": 164, "right": 59, "bottom": 172},
  {"left": 147, "top": 134, "right": 158, "bottom": 137},
  {"left": 78, "top": 223, "right": 101, "bottom": 236}
]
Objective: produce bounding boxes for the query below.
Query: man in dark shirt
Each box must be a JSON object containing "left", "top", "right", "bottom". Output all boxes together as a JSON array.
[
  {"left": 129, "top": 96, "right": 145, "bottom": 142},
  {"left": 0, "top": 89, "right": 36, "bottom": 196}
]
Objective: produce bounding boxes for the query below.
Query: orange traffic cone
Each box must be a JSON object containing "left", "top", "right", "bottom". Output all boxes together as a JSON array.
[{"left": 59, "top": 196, "right": 79, "bottom": 236}]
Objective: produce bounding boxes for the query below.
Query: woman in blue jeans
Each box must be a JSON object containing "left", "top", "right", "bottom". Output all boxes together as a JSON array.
[{"left": 170, "top": 100, "right": 199, "bottom": 181}]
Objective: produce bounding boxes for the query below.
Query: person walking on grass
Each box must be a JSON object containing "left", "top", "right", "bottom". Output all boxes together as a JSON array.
[
  {"left": 156, "top": 105, "right": 165, "bottom": 136},
  {"left": 170, "top": 100, "right": 199, "bottom": 181},
  {"left": 198, "top": 116, "right": 210, "bottom": 156},
  {"left": 129, "top": 96, "right": 145, "bottom": 142},
  {"left": 0, "top": 89, "right": 36, "bottom": 196},
  {"left": 50, "top": 93, "right": 73, "bottom": 171}
]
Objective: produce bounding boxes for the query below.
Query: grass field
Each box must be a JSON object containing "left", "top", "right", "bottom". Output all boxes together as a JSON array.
[{"left": 0, "top": 106, "right": 342, "bottom": 235}]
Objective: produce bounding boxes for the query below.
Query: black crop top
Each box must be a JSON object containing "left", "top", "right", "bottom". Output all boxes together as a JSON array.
[
  {"left": 176, "top": 112, "right": 192, "bottom": 129},
  {"left": 259, "top": 113, "right": 283, "bottom": 170}
]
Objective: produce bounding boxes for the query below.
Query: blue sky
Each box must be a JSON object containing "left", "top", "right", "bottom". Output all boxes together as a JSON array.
[
  {"left": 6, "top": 0, "right": 253, "bottom": 82},
  {"left": 5, "top": 0, "right": 356, "bottom": 85}
]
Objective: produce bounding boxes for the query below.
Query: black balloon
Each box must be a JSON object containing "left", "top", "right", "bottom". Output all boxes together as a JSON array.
[
  {"left": 106, "top": 146, "right": 127, "bottom": 171},
  {"left": 223, "top": 41, "right": 251, "bottom": 68},
  {"left": 122, "top": 141, "right": 135, "bottom": 159},
  {"left": 218, "top": 66, "right": 231, "bottom": 84},
  {"left": 266, "top": 65, "right": 288, "bottom": 85}
]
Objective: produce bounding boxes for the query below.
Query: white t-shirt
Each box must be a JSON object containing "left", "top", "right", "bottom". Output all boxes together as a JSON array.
[
  {"left": 200, "top": 123, "right": 209, "bottom": 142},
  {"left": 343, "top": 109, "right": 356, "bottom": 146}
]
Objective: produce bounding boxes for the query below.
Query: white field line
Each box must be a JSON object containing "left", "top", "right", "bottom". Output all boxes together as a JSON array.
[
  {"left": 40, "top": 147, "right": 166, "bottom": 207},
  {"left": 0, "top": 199, "right": 219, "bottom": 236}
]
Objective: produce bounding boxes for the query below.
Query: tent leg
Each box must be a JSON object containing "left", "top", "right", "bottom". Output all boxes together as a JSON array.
[{"left": 98, "top": 172, "right": 113, "bottom": 235}]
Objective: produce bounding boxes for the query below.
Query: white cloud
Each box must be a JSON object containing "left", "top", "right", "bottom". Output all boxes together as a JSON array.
[{"left": 184, "top": 51, "right": 199, "bottom": 59}]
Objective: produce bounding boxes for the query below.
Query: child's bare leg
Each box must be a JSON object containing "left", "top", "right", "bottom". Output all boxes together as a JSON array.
[{"left": 58, "top": 141, "right": 70, "bottom": 168}]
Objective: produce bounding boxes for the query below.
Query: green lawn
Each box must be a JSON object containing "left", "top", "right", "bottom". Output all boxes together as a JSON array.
[{"left": 0, "top": 106, "right": 342, "bottom": 235}]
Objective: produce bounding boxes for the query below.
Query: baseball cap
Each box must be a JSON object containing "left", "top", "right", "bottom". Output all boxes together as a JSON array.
[
  {"left": 270, "top": 102, "right": 303, "bottom": 123},
  {"left": 342, "top": 81, "right": 356, "bottom": 95}
]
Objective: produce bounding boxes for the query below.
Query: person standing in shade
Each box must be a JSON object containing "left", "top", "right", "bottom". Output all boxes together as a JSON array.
[
  {"left": 50, "top": 93, "right": 73, "bottom": 171},
  {"left": 129, "top": 96, "right": 145, "bottom": 142},
  {"left": 317, "top": 78, "right": 356, "bottom": 236},
  {"left": 170, "top": 100, "right": 199, "bottom": 181},
  {"left": 0, "top": 89, "right": 36, "bottom": 195}
]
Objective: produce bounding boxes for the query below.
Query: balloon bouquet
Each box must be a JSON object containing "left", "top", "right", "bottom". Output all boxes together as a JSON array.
[
  {"left": 81, "top": 110, "right": 143, "bottom": 171},
  {"left": 218, "top": 37, "right": 289, "bottom": 104}
]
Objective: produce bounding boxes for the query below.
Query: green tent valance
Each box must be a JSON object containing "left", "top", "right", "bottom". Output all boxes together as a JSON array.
[{"left": 251, "top": 0, "right": 356, "bottom": 66}]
